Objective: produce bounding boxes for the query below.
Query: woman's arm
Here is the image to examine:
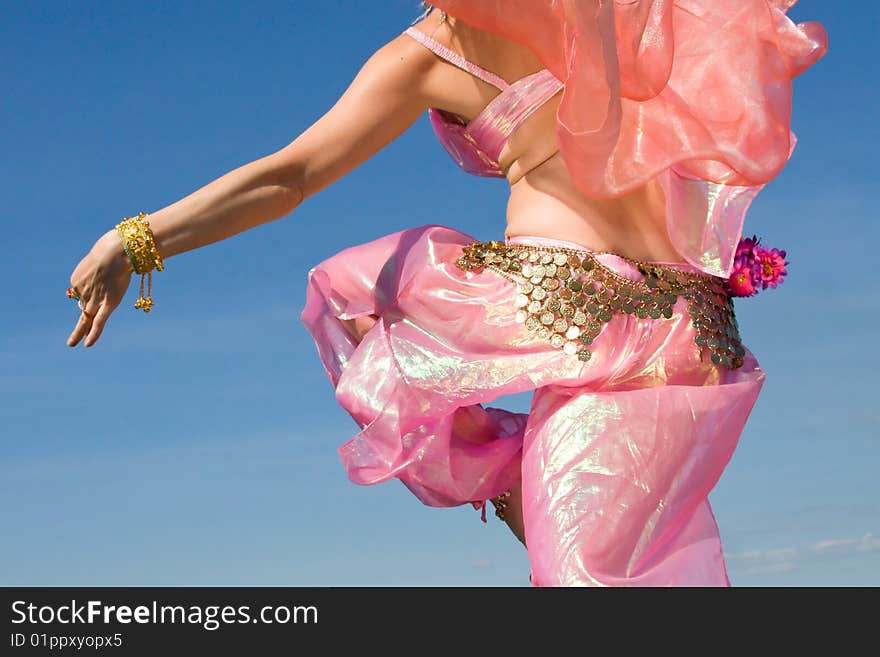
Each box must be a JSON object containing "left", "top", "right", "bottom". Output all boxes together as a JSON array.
[
  {"left": 70, "top": 30, "right": 435, "bottom": 347},
  {"left": 125, "top": 32, "right": 435, "bottom": 260}
]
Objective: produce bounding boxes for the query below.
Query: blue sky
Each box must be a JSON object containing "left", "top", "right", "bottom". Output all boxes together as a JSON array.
[{"left": 2, "top": 1, "right": 876, "bottom": 586}]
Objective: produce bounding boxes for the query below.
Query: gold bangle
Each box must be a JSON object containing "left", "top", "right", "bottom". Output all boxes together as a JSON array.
[
  {"left": 114, "top": 211, "right": 165, "bottom": 313},
  {"left": 115, "top": 217, "right": 151, "bottom": 274},
  {"left": 132, "top": 212, "right": 164, "bottom": 272}
]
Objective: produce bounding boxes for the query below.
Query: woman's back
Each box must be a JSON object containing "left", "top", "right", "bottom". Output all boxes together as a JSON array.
[{"left": 407, "top": 11, "right": 685, "bottom": 263}]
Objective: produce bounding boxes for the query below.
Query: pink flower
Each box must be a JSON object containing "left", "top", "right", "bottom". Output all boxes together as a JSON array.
[
  {"left": 727, "top": 234, "right": 789, "bottom": 297},
  {"left": 734, "top": 234, "right": 760, "bottom": 264},
  {"left": 753, "top": 246, "right": 788, "bottom": 290},
  {"left": 728, "top": 265, "right": 757, "bottom": 297}
]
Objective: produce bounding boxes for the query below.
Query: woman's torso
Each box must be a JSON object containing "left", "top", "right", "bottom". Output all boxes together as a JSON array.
[{"left": 410, "top": 13, "right": 688, "bottom": 264}]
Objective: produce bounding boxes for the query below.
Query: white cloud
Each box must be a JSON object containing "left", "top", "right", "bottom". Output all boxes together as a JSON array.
[
  {"left": 857, "top": 533, "right": 880, "bottom": 552},
  {"left": 727, "top": 547, "right": 799, "bottom": 575},
  {"left": 728, "top": 531, "right": 880, "bottom": 575},
  {"left": 813, "top": 538, "right": 859, "bottom": 554},
  {"left": 732, "top": 547, "right": 798, "bottom": 563},
  {"left": 813, "top": 532, "right": 880, "bottom": 555},
  {"left": 742, "top": 562, "right": 796, "bottom": 576},
  {"left": 739, "top": 548, "right": 797, "bottom": 561}
]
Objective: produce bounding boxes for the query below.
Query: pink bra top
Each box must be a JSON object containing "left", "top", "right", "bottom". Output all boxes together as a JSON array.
[{"left": 403, "top": 26, "right": 565, "bottom": 178}]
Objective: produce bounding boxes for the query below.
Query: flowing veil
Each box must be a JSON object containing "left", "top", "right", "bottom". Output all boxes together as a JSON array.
[{"left": 428, "top": 0, "right": 828, "bottom": 277}]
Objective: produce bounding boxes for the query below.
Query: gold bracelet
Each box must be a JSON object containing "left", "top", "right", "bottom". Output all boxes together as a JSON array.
[
  {"left": 114, "top": 211, "right": 165, "bottom": 313},
  {"left": 115, "top": 217, "right": 150, "bottom": 274}
]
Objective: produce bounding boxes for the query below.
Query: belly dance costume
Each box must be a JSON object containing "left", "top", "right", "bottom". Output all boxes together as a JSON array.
[{"left": 301, "top": 3, "right": 827, "bottom": 586}]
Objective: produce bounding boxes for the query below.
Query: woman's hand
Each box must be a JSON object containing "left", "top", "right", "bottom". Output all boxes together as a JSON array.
[
  {"left": 66, "top": 230, "right": 134, "bottom": 348},
  {"left": 63, "top": 23, "right": 435, "bottom": 349}
]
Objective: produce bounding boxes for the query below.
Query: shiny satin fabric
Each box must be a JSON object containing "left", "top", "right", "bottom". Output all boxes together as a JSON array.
[
  {"left": 464, "top": 68, "right": 564, "bottom": 167},
  {"left": 301, "top": 224, "right": 766, "bottom": 586},
  {"left": 427, "top": 0, "right": 828, "bottom": 278},
  {"left": 425, "top": 67, "right": 564, "bottom": 177},
  {"left": 402, "top": 26, "right": 565, "bottom": 178}
]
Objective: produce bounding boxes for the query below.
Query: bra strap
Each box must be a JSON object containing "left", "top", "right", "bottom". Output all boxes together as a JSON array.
[{"left": 404, "top": 26, "right": 509, "bottom": 91}]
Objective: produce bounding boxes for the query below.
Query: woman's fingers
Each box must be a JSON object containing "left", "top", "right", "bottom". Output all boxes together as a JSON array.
[
  {"left": 67, "top": 295, "right": 106, "bottom": 347},
  {"left": 67, "top": 308, "right": 93, "bottom": 347},
  {"left": 84, "top": 303, "right": 112, "bottom": 347}
]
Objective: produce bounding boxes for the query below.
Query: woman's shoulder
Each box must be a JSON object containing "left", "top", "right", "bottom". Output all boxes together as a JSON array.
[
  {"left": 402, "top": 11, "right": 543, "bottom": 84},
  {"left": 359, "top": 18, "right": 442, "bottom": 89}
]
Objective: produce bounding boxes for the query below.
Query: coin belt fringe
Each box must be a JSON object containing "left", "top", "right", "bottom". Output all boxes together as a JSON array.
[{"left": 455, "top": 240, "right": 746, "bottom": 370}]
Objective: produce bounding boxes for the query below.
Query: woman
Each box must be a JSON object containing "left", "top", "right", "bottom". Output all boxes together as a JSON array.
[{"left": 65, "top": 2, "right": 827, "bottom": 585}]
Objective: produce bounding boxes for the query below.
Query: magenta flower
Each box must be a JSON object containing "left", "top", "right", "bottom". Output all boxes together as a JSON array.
[
  {"left": 728, "top": 265, "right": 757, "bottom": 297},
  {"left": 753, "top": 246, "right": 788, "bottom": 290},
  {"left": 727, "top": 234, "right": 789, "bottom": 297},
  {"left": 734, "top": 235, "right": 760, "bottom": 265}
]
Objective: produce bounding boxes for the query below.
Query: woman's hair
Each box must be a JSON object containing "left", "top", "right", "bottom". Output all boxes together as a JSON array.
[{"left": 411, "top": 1, "right": 447, "bottom": 26}]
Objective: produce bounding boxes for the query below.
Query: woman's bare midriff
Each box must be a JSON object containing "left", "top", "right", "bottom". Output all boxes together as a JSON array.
[
  {"left": 416, "top": 12, "right": 690, "bottom": 265},
  {"left": 505, "top": 152, "right": 689, "bottom": 264}
]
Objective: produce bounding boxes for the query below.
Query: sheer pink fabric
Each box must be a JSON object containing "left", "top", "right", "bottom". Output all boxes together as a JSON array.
[
  {"left": 428, "top": 0, "right": 828, "bottom": 277},
  {"left": 301, "top": 224, "right": 766, "bottom": 585}
]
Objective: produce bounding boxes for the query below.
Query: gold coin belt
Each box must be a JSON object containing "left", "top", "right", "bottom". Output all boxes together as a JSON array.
[{"left": 455, "top": 240, "right": 746, "bottom": 370}]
